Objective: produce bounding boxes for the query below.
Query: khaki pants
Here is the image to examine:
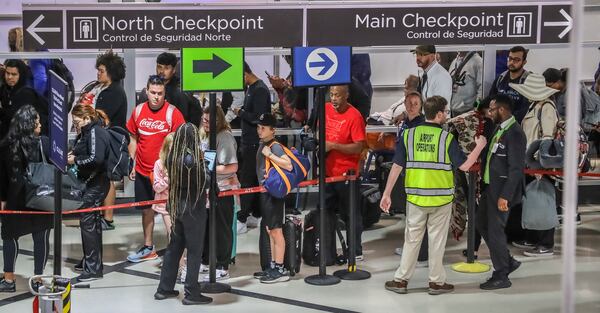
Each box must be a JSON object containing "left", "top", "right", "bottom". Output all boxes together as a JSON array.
[{"left": 394, "top": 202, "right": 452, "bottom": 284}]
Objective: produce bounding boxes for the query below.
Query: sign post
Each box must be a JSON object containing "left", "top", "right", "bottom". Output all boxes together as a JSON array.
[
  {"left": 49, "top": 70, "right": 69, "bottom": 276},
  {"left": 181, "top": 47, "right": 244, "bottom": 294}
]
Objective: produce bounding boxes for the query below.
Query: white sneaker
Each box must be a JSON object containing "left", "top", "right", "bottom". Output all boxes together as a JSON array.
[
  {"left": 246, "top": 216, "right": 261, "bottom": 228},
  {"left": 237, "top": 221, "right": 248, "bottom": 235},
  {"left": 203, "top": 269, "right": 230, "bottom": 282},
  {"left": 394, "top": 248, "right": 403, "bottom": 256},
  {"left": 355, "top": 255, "right": 364, "bottom": 261},
  {"left": 199, "top": 264, "right": 209, "bottom": 274}
]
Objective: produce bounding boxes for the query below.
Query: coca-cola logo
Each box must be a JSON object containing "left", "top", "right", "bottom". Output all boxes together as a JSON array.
[{"left": 139, "top": 118, "right": 168, "bottom": 131}]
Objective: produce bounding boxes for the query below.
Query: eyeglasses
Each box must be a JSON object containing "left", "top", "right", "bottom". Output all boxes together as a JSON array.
[{"left": 507, "top": 56, "right": 523, "bottom": 63}]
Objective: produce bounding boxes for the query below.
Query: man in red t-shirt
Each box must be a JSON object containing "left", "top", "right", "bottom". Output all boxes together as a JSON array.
[
  {"left": 125, "top": 75, "right": 185, "bottom": 263},
  {"left": 324, "top": 85, "right": 367, "bottom": 259}
]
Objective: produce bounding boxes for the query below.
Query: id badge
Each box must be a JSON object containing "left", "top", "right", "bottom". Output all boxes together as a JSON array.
[{"left": 491, "top": 143, "right": 499, "bottom": 154}]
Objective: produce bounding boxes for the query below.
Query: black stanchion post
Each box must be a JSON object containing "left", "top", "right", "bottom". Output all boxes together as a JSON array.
[
  {"left": 305, "top": 87, "right": 340, "bottom": 286},
  {"left": 53, "top": 169, "right": 62, "bottom": 275},
  {"left": 334, "top": 170, "right": 370, "bottom": 280},
  {"left": 466, "top": 171, "right": 476, "bottom": 264},
  {"left": 201, "top": 93, "right": 231, "bottom": 294}
]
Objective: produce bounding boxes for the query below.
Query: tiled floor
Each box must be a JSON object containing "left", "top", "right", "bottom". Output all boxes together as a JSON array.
[{"left": 1, "top": 207, "right": 599, "bottom": 313}]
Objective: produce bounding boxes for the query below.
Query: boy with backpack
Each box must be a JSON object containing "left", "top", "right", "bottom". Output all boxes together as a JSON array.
[{"left": 253, "top": 113, "right": 294, "bottom": 284}]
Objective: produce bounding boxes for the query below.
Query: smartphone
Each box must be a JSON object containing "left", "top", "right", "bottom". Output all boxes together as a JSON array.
[
  {"left": 204, "top": 150, "right": 217, "bottom": 172},
  {"left": 264, "top": 70, "right": 272, "bottom": 78}
]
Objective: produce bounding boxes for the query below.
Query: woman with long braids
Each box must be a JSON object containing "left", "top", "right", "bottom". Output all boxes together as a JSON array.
[
  {"left": 155, "top": 123, "right": 212, "bottom": 306},
  {"left": 68, "top": 104, "right": 111, "bottom": 282},
  {"left": 0, "top": 105, "right": 52, "bottom": 292}
]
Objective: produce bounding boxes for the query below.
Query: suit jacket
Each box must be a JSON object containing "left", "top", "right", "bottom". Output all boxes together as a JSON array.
[{"left": 485, "top": 121, "right": 527, "bottom": 206}]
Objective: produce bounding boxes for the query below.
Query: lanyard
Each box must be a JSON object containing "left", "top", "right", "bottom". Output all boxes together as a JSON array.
[{"left": 484, "top": 117, "right": 516, "bottom": 184}]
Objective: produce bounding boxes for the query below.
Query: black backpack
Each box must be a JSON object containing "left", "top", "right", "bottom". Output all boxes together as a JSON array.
[
  {"left": 48, "top": 59, "right": 76, "bottom": 112},
  {"left": 105, "top": 126, "right": 133, "bottom": 181},
  {"left": 302, "top": 210, "right": 347, "bottom": 267}
]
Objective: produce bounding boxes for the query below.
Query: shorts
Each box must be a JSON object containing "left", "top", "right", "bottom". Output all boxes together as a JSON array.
[
  {"left": 260, "top": 192, "right": 285, "bottom": 230},
  {"left": 135, "top": 172, "right": 155, "bottom": 210}
]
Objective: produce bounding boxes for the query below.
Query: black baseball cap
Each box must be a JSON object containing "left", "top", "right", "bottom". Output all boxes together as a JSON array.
[
  {"left": 410, "top": 45, "right": 436, "bottom": 55},
  {"left": 256, "top": 113, "right": 277, "bottom": 127}
]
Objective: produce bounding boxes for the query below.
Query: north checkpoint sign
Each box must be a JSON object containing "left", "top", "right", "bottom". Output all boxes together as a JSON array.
[
  {"left": 293, "top": 46, "right": 351, "bottom": 88},
  {"left": 181, "top": 47, "right": 244, "bottom": 92}
]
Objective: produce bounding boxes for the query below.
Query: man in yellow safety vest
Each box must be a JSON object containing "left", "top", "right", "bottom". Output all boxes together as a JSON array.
[{"left": 380, "top": 96, "right": 486, "bottom": 295}]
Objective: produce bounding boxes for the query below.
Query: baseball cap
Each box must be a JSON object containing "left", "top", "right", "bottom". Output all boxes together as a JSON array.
[
  {"left": 256, "top": 113, "right": 277, "bottom": 127},
  {"left": 410, "top": 45, "right": 436, "bottom": 55}
]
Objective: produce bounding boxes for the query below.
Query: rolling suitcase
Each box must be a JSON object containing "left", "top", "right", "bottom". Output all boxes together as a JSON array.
[{"left": 259, "top": 215, "right": 303, "bottom": 276}]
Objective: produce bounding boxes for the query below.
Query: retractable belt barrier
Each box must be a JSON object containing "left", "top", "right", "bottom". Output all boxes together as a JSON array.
[{"left": 0, "top": 175, "right": 357, "bottom": 215}]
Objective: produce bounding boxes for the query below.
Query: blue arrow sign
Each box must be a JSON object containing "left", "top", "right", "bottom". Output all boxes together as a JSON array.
[
  {"left": 293, "top": 46, "right": 351, "bottom": 87},
  {"left": 309, "top": 52, "right": 335, "bottom": 75}
]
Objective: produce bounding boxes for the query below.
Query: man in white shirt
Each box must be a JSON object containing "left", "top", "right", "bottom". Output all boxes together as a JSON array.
[
  {"left": 449, "top": 51, "right": 483, "bottom": 117},
  {"left": 412, "top": 45, "right": 452, "bottom": 105}
]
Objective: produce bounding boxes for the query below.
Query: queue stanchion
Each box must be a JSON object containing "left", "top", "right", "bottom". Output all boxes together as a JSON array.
[
  {"left": 54, "top": 169, "right": 62, "bottom": 276},
  {"left": 201, "top": 93, "right": 231, "bottom": 294},
  {"left": 334, "top": 170, "right": 371, "bottom": 280},
  {"left": 451, "top": 165, "right": 490, "bottom": 273},
  {"left": 305, "top": 86, "right": 341, "bottom": 286}
]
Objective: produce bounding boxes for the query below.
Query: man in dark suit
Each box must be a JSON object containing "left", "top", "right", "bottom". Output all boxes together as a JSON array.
[{"left": 477, "top": 94, "right": 526, "bottom": 290}]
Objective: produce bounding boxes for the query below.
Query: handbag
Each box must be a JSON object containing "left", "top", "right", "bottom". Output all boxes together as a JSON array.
[
  {"left": 24, "top": 140, "right": 86, "bottom": 212},
  {"left": 521, "top": 178, "right": 559, "bottom": 230}
]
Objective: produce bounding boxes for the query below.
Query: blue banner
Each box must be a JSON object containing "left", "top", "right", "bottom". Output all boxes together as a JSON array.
[
  {"left": 292, "top": 46, "right": 351, "bottom": 87},
  {"left": 49, "top": 70, "right": 68, "bottom": 173}
]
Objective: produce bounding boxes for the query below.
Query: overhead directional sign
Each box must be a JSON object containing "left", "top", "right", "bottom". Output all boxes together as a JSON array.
[
  {"left": 23, "top": 2, "right": 574, "bottom": 50},
  {"left": 293, "top": 46, "right": 351, "bottom": 87},
  {"left": 23, "top": 10, "right": 63, "bottom": 49},
  {"left": 305, "top": 3, "right": 573, "bottom": 46},
  {"left": 23, "top": 6, "right": 302, "bottom": 50},
  {"left": 181, "top": 47, "right": 244, "bottom": 92},
  {"left": 541, "top": 5, "right": 572, "bottom": 43}
]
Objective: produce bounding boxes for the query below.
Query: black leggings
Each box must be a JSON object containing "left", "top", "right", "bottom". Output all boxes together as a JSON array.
[{"left": 3, "top": 229, "right": 51, "bottom": 275}]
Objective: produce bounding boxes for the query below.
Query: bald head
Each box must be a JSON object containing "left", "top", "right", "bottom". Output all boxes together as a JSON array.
[
  {"left": 405, "top": 75, "right": 419, "bottom": 92},
  {"left": 329, "top": 85, "right": 350, "bottom": 113}
]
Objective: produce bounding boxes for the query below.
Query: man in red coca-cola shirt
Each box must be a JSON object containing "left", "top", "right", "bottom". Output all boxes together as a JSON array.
[{"left": 125, "top": 75, "right": 185, "bottom": 263}]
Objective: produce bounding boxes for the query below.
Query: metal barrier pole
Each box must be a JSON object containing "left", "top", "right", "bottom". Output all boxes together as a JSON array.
[
  {"left": 53, "top": 169, "right": 62, "bottom": 275},
  {"left": 451, "top": 168, "right": 490, "bottom": 273},
  {"left": 305, "top": 86, "right": 340, "bottom": 286},
  {"left": 334, "top": 169, "right": 370, "bottom": 280},
  {"left": 201, "top": 93, "right": 231, "bottom": 294}
]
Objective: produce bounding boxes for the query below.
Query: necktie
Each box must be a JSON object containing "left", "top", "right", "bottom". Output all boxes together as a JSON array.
[{"left": 418, "top": 73, "right": 428, "bottom": 95}]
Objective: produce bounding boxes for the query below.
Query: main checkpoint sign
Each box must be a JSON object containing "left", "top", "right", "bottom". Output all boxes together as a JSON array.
[
  {"left": 293, "top": 46, "right": 351, "bottom": 88},
  {"left": 181, "top": 47, "right": 244, "bottom": 92}
]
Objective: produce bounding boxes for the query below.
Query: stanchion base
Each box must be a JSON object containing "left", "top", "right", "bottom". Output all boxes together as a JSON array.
[
  {"left": 333, "top": 269, "right": 371, "bottom": 280},
  {"left": 304, "top": 274, "right": 341, "bottom": 286},
  {"left": 451, "top": 262, "right": 491, "bottom": 273},
  {"left": 200, "top": 282, "right": 231, "bottom": 294}
]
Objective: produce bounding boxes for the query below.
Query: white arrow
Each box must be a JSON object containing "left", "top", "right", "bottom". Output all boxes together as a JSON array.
[
  {"left": 543, "top": 9, "right": 572, "bottom": 39},
  {"left": 26, "top": 14, "right": 61, "bottom": 45}
]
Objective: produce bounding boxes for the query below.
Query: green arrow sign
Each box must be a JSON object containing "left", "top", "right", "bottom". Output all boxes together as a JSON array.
[{"left": 181, "top": 47, "right": 244, "bottom": 92}]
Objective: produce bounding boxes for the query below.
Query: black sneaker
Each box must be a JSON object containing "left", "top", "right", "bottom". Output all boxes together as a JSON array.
[
  {"left": 182, "top": 295, "right": 213, "bottom": 305},
  {"left": 0, "top": 279, "right": 16, "bottom": 293},
  {"left": 508, "top": 258, "right": 521, "bottom": 275},
  {"left": 154, "top": 289, "right": 179, "bottom": 300},
  {"left": 511, "top": 240, "right": 535, "bottom": 249},
  {"left": 253, "top": 270, "right": 269, "bottom": 279},
  {"left": 74, "top": 259, "right": 84, "bottom": 272},
  {"left": 524, "top": 247, "right": 554, "bottom": 257},
  {"left": 101, "top": 219, "right": 115, "bottom": 231},
  {"left": 480, "top": 277, "right": 511, "bottom": 290},
  {"left": 462, "top": 249, "right": 478, "bottom": 260},
  {"left": 75, "top": 272, "right": 103, "bottom": 283},
  {"left": 260, "top": 268, "right": 290, "bottom": 284}
]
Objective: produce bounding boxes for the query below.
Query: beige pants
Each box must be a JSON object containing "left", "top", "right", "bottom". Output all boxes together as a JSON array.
[{"left": 394, "top": 202, "right": 452, "bottom": 284}]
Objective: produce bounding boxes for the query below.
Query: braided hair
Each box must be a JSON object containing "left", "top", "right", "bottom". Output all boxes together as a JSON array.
[{"left": 166, "top": 123, "right": 206, "bottom": 229}]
